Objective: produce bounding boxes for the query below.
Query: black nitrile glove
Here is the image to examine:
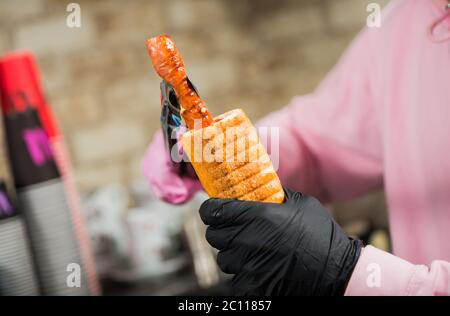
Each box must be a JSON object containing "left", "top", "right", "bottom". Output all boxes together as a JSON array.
[{"left": 199, "top": 188, "right": 362, "bottom": 296}]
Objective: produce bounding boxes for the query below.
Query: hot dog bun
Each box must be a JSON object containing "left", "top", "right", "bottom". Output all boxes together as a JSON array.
[{"left": 181, "top": 109, "right": 284, "bottom": 203}]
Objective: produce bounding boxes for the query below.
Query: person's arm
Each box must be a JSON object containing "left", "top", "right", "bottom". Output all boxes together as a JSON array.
[
  {"left": 142, "top": 24, "right": 383, "bottom": 204},
  {"left": 142, "top": 130, "right": 203, "bottom": 204},
  {"left": 199, "top": 189, "right": 450, "bottom": 296},
  {"left": 345, "top": 246, "right": 450, "bottom": 296},
  {"left": 257, "top": 24, "right": 384, "bottom": 203},
  {"left": 144, "top": 1, "right": 395, "bottom": 204}
]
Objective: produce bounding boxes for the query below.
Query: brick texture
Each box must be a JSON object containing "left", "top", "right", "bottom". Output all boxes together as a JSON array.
[{"left": 0, "top": 0, "right": 390, "bottom": 219}]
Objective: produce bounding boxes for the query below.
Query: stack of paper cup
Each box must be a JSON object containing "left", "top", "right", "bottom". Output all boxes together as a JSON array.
[
  {"left": 18, "top": 178, "right": 89, "bottom": 295},
  {"left": 0, "top": 113, "right": 39, "bottom": 295},
  {"left": 0, "top": 51, "right": 98, "bottom": 296},
  {"left": 0, "top": 215, "right": 40, "bottom": 296}
]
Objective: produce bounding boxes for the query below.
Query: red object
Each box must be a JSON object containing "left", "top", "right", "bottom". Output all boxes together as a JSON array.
[
  {"left": 0, "top": 50, "right": 101, "bottom": 295},
  {"left": 147, "top": 35, "right": 214, "bottom": 129},
  {"left": 0, "top": 51, "right": 59, "bottom": 138}
]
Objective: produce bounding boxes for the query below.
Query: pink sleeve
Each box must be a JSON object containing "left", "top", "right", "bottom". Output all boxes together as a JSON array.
[
  {"left": 345, "top": 246, "right": 450, "bottom": 296},
  {"left": 257, "top": 26, "right": 383, "bottom": 203},
  {"left": 142, "top": 130, "right": 203, "bottom": 204}
]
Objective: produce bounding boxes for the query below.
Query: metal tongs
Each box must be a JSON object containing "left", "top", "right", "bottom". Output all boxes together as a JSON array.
[{"left": 159, "top": 79, "right": 198, "bottom": 178}]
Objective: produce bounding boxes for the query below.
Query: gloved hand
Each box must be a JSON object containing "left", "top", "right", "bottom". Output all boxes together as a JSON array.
[
  {"left": 199, "top": 188, "right": 362, "bottom": 296},
  {"left": 142, "top": 130, "right": 203, "bottom": 204}
]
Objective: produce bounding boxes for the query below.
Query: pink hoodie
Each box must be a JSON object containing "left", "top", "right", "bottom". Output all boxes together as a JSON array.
[
  {"left": 257, "top": 0, "right": 450, "bottom": 295},
  {"left": 143, "top": 0, "right": 450, "bottom": 295}
]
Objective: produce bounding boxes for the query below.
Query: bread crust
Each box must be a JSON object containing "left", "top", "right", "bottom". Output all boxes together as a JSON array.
[{"left": 181, "top": 109, "right": 284, "bottom": 203}]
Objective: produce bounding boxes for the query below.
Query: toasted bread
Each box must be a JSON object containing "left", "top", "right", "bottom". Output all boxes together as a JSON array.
[{"left": 181, "top": 109, "right": 284, "bottom": 203}]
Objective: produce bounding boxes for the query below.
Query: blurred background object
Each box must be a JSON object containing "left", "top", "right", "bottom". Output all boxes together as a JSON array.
[
  {"left": 0, "top": 115, "right": 40, "bottom": 295},
  {"left": 0, "top": 0, "right": 390, "bottom": 295},
  {"left": 0, "top": 52, "right": 99, "bottom": 295},
  {"left": 1, "top": 102, "right": 39, "bottom": 297}
]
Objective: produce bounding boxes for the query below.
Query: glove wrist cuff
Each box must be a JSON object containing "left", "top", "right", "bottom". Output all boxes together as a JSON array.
[{"left": 334, "top": 239, "right": 363, "bottom": 296}]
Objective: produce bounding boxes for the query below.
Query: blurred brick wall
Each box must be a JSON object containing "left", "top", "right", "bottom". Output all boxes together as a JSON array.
[{"left": 0, "top": 0, "right": 388, "bottom": 202}]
